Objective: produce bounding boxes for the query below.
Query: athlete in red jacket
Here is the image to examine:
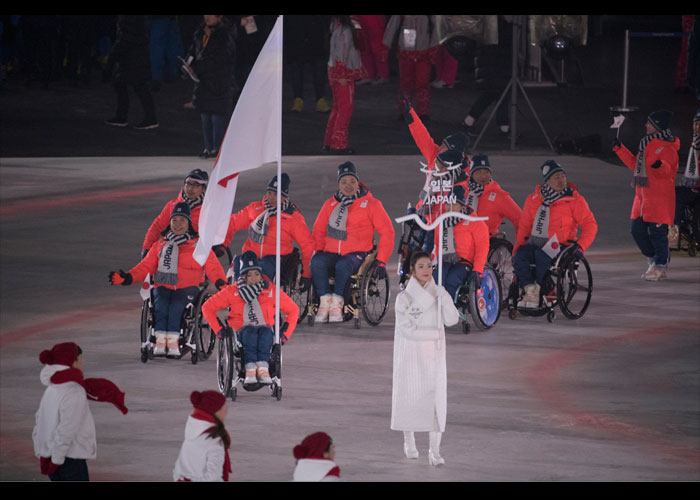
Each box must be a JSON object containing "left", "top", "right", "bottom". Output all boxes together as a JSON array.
[
  {"left": 223, "top": 174, "right": 314, "bottom": 290},
  {"left": 201, "top": 251, "right": 298, "bottom": 385},
  {"left": 311, "top": 162, "right": 395, "bottom": 323},
  {"left": 110, "top": 202, "right": 226, "bottom": 356},
  {"left": 513, "top": 161, "right": 597, "bottom": 307},
  {"left": 464, "top": 155, "right": 521, "bottom": 236},
  {"left": 612, "top": 109, "right": 680, "bottom": 281},
  {"left": 142, "top": 169, "right": 209, "bottom": 257}
]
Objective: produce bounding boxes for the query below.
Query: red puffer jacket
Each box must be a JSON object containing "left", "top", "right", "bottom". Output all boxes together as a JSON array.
[
  {"left": 434, "top": 218, "right": 490, "bottom": 273},
  {"left": 613, "top": 137, "right": 680, "bottom": 225},
  {"left": 201, "top": 281, "right": 299, "bottom": 339},
  {"left": 128, "top": 238, "right": 225, "bottom": 290},
  {"left": 142, "top": 191, "right": 202, "bottom": 252},
  {"left": 468, "top": 180, "right": 522, "bottom": 235},
  {"left": 312, "top": 184, "right": 395, "bottom": 264},
  {"left": 514, "top": 183, "right": 598, "bottom": 253},
  {"left": 223, "top": 199, "right": 314, "bottom": 278}
]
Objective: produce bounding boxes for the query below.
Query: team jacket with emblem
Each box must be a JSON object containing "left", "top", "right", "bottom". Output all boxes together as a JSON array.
[
  {"left": 613, "top": 137, "right": 680, "bottom": 225},
  {"left": 466, "top": 180, "right": 522, "bottom": 235},
  {"left": 223, "top": 199, "right": 314, "bottom": 278},
  {"left": 128, "top": 238, "right": 226, "bottom": 290},
  {"left": 142, "top": 191, "right": 202, "bottom": 252},
  {"left": 433, "top": 217, "right": 490, "bottom": 273},
  {"left": 312, "top": 184, "right": 395, "bottom": 265},
  {"left": 514, "top": 183, "right": 598, "bottom": 254},
  {"left": 201, "top": 280, "right": 299, "bottom": 338}
]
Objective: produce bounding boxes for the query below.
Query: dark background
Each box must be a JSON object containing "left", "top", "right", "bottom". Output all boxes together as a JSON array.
[{"left": 0, "top": 15, "right": 696, "bottom": 163}]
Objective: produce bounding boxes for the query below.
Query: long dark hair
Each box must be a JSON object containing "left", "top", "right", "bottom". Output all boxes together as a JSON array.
[
  {"left": 410, "top": 250, "right": 432, "bottom": 271},
  {"left": 205, "top": 415, "right": 230, "bottom": 449}
]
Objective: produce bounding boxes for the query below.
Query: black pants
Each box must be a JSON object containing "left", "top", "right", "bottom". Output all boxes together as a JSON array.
[
  {"left": 49, "top": 457, "right": 89, "bottom": 481},
  {"left": 114, "top": 80, "right": 157, "bottom": 122}
]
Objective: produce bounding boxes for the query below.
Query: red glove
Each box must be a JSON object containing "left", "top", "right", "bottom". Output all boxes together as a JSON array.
[{"left": 40, "top": 457, "right": 59, "bottom": 476}]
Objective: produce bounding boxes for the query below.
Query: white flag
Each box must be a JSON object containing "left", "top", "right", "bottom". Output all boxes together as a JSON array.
[
  {"left": 610, "top": 114, "right": 625, "bottom": 129},
  {"left": 541, "top": 233, "right": 561, "bottom": 259},
  {"left": 193, "top": 16, "right": 283, "bottom": 265}
]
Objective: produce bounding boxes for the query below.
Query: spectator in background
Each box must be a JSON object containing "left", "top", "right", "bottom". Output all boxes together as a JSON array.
[
  {"left": 149, "top": 15, "right": 184, "bottom": 91},
  {"left": 352, "top": 15, "right": 389, "bottom": 85},
  {"left": 233, "top": 15, "right": 275, "bottom": 91},
  {"left": 431, "top": 44, "right": 458, "bottom": 89},
  {"left": 382, "top": 15, "right": 440, "bottom": 120},
  {"left": 104, "top": 15, "right": 158, "bottom": 130},
  {"left": 186, "top": 15, "right": 237, "bottom": 159},
  {"left": 284, "top": 15, "right": 331, "bottom": 113}
]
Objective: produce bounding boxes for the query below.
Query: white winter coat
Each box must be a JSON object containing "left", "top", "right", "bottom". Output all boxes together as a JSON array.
[
  {"left": 33, "top": 364, "right": 97, "bottom": 465},
  {"left": 391, "top": 277, "right": 459, "bottom": 432},
  {"left": 173, "top": 416, "right": 227, "bottom": 482},
  {"left": 292, "top": 459, "right": 340, "bottom": 482}
]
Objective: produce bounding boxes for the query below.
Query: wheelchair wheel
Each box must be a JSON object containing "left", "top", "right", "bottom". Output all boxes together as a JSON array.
[
  {"left": 467, "top": 264, "right": 502, "bottom": 330},
  {"left": 216, "top": 335, "right": 234, "bottom": 398},
  {"left": 487, "top": 237, "right": 514, "bottom": 309},
  {"left": 360, "top": 261, "right": 391, "bottom": 326},
  {"left": 556, "top": 254, "right": 592, "bottom": 320},
  {"left": 140, "top": 299, "right": 154, "bottom": 363},
  {"left": 280, "top": 250, "right": 311, "bottom": 320},
  {"left": 193, "top": 290, "right": 214, "bottom": 361}
]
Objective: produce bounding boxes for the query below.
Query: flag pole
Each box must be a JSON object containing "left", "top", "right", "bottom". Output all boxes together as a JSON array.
[{"left": 275, "top": 15, "right": 283, "bottom": 344}]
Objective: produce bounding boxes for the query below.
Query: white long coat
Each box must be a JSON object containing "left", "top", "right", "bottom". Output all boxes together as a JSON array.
[
  {"left": 172, "top": 416, "right": 226, "bottom": 482},
  {"left": 391, "top": 276, "right": 459, "bottom": 432}
]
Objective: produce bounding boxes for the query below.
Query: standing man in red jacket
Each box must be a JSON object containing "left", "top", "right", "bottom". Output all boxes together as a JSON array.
[{"left": 612, "top": 110, "right": 680, "bottom": 281}]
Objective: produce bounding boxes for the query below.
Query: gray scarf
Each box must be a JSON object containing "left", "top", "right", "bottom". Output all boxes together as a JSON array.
[
  {"left": 529, "top": 184, "right": 572, "bottom": 248},
  {"left": 237, "top": 278, "right": 265, "bottom": 326},
  {"left": 154, "top": 231, "right": 193, "bottom": 285},
  {"left": 182, "top": 191, "right": 204, "bottom": 210},
  {"left": 440, "top": 212, "right": 464, "bottom": 264},
  {"left": 248, "top": 197, "right": 290, "bottom": 244},
  {"left": 633, "top": 130, "right": 675, "bottom": 187},
  {"left": 465, "top": 178, "right": 488, "bottom": 214},
  {"left": 327, "top": 188, "right": 364, "bottom": 240},
  {"left": 680, "top": 133, "right": 699, "bottom": 187}
]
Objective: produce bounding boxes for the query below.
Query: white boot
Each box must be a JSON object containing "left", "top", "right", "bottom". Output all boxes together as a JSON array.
[
  {"left": 428, "top": 431, "right": 445, "bottom": 466},
  {"left": 256, "top": 361, "right": 272, "bottom": 384},
  {"left": 153, "top": 332, "right": 167, "bottom": 356},
  {"left": 403, "top": 431, "right": 419, "bottom": 459},
  {"left": 315, "top": 294, "right": 332, "bottom": 323},
  {"left": 518, "top": 284, "right": 540, "bottom": 308},
  {"left": 166, "top": 332, "right": 181, "bottom": 357},
  {"left": 328, "top": 294, "right": 344, "bottom": 322},
  {"left": 244, "top": 363, "right": 257, "bottom": 384}
]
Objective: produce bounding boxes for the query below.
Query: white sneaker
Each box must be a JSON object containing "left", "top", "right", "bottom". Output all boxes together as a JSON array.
[
  {"left": 518, "top": 284, "right": 540, "bottom": 308},
  {"left": 315, "top": 294, "right": 332, "bottom": 322},
  {"left": 166, "top": 333, "right": 181, "bottom": 356},
  {"left": 256, "top": 363, "right": 272, "bottom": 384},
  {"left": 244, "top": 364, "right": 257, "bottom": 385},
  {"left": 644, "top": 265, "right": 667, "bottom": 281},
  {"left": 153, "top": 332, "right": 167, "bottom": 356},
  {"left": 328, "top": 294, "right": 344, "bottom": 322}
]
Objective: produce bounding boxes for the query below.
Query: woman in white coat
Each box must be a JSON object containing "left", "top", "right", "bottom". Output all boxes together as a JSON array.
[{"left": 391, "top": 250, "right": 459, "bottom": 466}]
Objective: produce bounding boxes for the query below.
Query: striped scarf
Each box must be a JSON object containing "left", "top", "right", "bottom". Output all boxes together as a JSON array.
[
  {"left": 529, "top": 184, "right": 572, "bottom": 248},
  {"left": 248, "top": 197, "right": 290, "bottom": 244},
  {"left": 154, "top": 231, "right": 193, "bottom": 285},
  {"left": 182, "top": 192, "right": 204, "bottom": 210},
  {"left": 465, "top": 178, "right": 488, "bottom": 214},
  {"left": 440, "top": 208, "right": 467, "bottom": 264},
  {"left": 237, "top": 278, "right": 266, "bottom": 327},
  {"left": 327, "top": 188, "right": 365, "bottom": 241},
  {"left": 680, "top": 132, "right": 700, "bottom": 187},
  {"left": 633, "top": 129, "right": 675, "bottom": 187}
]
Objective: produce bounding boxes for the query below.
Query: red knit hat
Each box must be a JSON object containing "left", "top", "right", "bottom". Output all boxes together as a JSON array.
[
  {"left": 190, "top": 390, "right": 226, "bottom": 415},
  {"left": 293, "top": 432, "right": 332, "bottom": 459},
  {"left": 39, "top": 342, "right": 81, "bottom": 366}
]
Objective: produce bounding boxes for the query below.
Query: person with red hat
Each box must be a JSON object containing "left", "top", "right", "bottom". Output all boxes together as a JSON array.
[
  {"left": 291, "top": 432, "right": 340, "bottom": 481},
  {"left": 612, "top": 109, "right": 680, "bottom": 281},
  {"left": 173, "top": 390, "right": 231, "bottom": 482},
  {"left": 110, "top": 202, "right": 227, "bottom": 357},
  {"left": 33, "top": 342, "right": 128, "bottom": 481}
]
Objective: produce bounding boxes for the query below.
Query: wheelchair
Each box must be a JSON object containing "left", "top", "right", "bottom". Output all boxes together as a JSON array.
[
  {"left": 671, "top": 187, "right": 700, "bottom": 257},
  {"left": 452, "top": 263, "right": 502, "bottom": 334},
  {"left": 506, "top": 243, "right": 593, "bottom": 322},
  {"left": 486, "top": 231, "right": 515, "bottom": 309},
  {"left": 216, "top": 323, "right": 285, "bottom": 402},
  {"left": 306, "top": 244, "right": 391, "bottom": 329},
  {"left": 139, "top": 280, "right": 215, "bottom": 365}
]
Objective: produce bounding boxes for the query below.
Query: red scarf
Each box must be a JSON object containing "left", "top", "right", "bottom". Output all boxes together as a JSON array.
[
  {"left": 191, "top": 410, "right": 232, "bottom": 482},
  {"left": 50, "top": 367, "right": 128, "bottom": 414}
]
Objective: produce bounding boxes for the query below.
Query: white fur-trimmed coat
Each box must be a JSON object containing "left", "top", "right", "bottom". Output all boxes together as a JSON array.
[{"left": 391, "top": 277, "right": 459, "bottom": 432}]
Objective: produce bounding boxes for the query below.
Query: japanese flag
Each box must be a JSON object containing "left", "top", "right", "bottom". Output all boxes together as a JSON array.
[
  {"left": 140, "top": 274, "right": 153, "bottom": 301},
  {"left": 542, "top": 233, "right": 561, "bottom": 259},
  {"left": 610, "top": 114, "right": 625, "bottom": 129}
]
